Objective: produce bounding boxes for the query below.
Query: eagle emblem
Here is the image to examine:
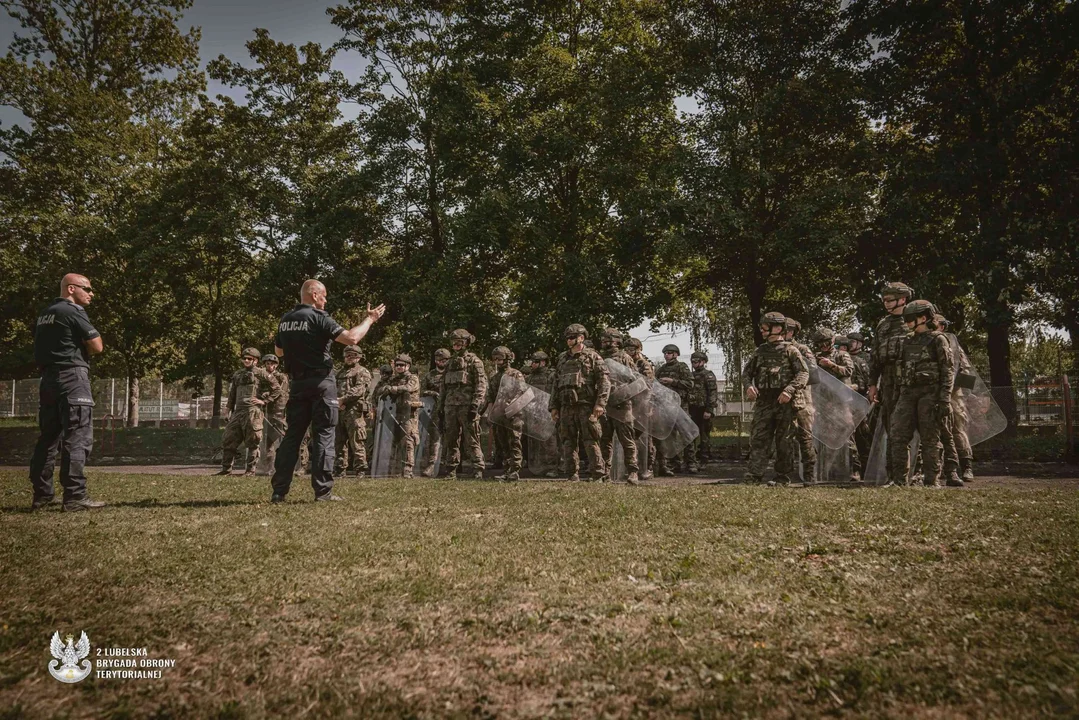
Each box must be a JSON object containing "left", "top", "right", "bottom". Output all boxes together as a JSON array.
[{"left": 48, "top": 631, "right": 92, "bottom": 683}]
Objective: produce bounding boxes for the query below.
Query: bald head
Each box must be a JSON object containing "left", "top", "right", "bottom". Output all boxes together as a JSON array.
[
  {"left": 300, "top": 279, "right": 327, "bottom": 309},
  {"left": 61, "top": 273, "right": 94, "bottom": 306}
]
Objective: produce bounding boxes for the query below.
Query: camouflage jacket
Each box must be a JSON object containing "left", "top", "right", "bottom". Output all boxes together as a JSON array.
[
  {"left": 227, "top": 366, "right": 280, "bottom": 412},
  {"left": 549, "top": 347, "right": 611, "bottom": 412},
  {"left": 897, "top": 331, "right": 954, "bottom": 402},
  {"left": 437, "top": 350, "right": 488, "bottom": 412},
  {"left": 871, "top": 313, "right": 912, "bottom": 387},
  {"left": 378, "top": 371, "right": 422, "bottom": 422},
  {"left": 849, "top": 351, "right": 871, "bottom": 395},
  {"left": 628, "top": 352, "right": 655, "bottom": 380},
  {"left": 790, "top": 341, "right": 817, "bottom": 402},
  {"left": 263, "top": 370, "right": 289, "bottom": 419},
  {"left": 526, "top": 365, "right": 556, "bottom": 395},
  {"left": 690, "top": 368, "right": 719, "bottom": 414},
  {"left": 421, "top": 367, "right": 445, "bottom": 399},
  {"left": 656, "top": 359, "right": 694, "bottom": 408},
  {"left": 486, "top": 366, "right": 526, "bottom": 407},
  {"left": 742, "top": 341, "right": 809, "bottom": 408},
  {"left": 336, "top": 363, "right": 372, "bottom": 414},
  {"left": 816, "top": 348, "right": 854, "bottom": 385}
]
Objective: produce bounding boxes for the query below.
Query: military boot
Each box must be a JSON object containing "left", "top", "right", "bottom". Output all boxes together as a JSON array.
[
  {"left": 626, "top": 471, "right": 640, "bottom": 485},
  {"left": 945, "top": 470, "right": 965, "bottom": 487},
  {"left": 960, "top": 460, "right": 975, "bottom": 481}
]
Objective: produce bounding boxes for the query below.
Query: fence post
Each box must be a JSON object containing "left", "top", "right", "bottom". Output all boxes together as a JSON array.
[
  {"left": 1063, "top": 375, "right": 1075, "bottom": 461},
  {"left": 158, "top": 380, "right": 164, "bottom": 426},
  {"left": 10, "top": 379, "right": 14, "bottom": 417}
]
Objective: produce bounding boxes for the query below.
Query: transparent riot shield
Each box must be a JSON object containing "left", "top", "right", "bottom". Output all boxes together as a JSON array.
[
  {"left": 493, "top": 374, "right": 557, "bottom": 442},
  {"left": 864, "top": 419, "right": 888, "bottom": 486},
  {"left": 370, "top": 396, "right": 397, "bottom": 477},
  {"left": 657, "top": 407, "right": 700, "bottom": 461},
  {"left": 808, "top": 371, "right": 871, "bottom": 450},
  {"left": 640, "top": 379, "right": 681, "bottom": 440},
  {"left": 814, "top": 440, "right": 852, "bottom": 484},
  {"left": 605, "top": 359, "right": 649, "bottom": 426},
  {"left": 947, "top": 337, "right": 1008, "bottom": 446},
  {"left": 416, "top": 396, "right": 441, "bottom": 478}
]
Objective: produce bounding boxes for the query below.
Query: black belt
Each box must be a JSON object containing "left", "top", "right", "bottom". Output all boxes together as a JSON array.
[{"left": 291, "top": 368, "right": 332, "bottom": 381}]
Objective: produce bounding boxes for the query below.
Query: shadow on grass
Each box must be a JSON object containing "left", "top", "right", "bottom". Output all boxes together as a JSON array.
[{"left": 1, "top": 498, "right": 259, "bottom": 513}]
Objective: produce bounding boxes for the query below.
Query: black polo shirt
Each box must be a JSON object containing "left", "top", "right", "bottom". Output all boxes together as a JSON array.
[
  {"left": 33, "top": 298, "right": 100, "bottom": 371},
  {"left": 274, "top": 304, "right": 345, "bottom": 377}
]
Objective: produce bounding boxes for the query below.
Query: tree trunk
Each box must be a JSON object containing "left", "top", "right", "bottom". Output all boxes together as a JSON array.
[
  {"left": 211, "top": 368, "right": 224, "bottom": 430},
  {"left": 983, "top": 296, "right": 1018, "bottom": 433},
  {"left": 126, "top": 374, "right": 140, "bottom": 427},
  {"left": 747, "top": 275, "right": 766, "bottom": 346}
]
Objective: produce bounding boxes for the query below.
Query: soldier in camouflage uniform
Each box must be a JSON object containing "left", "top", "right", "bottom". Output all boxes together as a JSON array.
[
  {"left": 436, "top": 329, "right": 487, "bottom": 479},
  {"left": 889, "top": 301, "right": 957, "bottom": 487},
  {"left": 598, "top": 328, "right": 640, "bottom": 485},
  {"left": 655, "top": 344, "right": 695, "bottom": 475},
  {"left": 689, "top": 350, "right": 720, "bottom": 465},
  {"left": 419, "top": 348, "right": 449, "bottom": 477},
  {"left": 868, "top": 282, "right": 915, "bottom": 485},
  {"left": 625, "top": 337, "right": 655, "bottom": 478},
  {"left": 743, "top": 312, "right": 810, "bottom": 485},
  {"left": 376, "top": 353, "right": 422, "bottom": 478},
  {"left": 486, "top": 346, "right": 526, "bottom": 481},
  {"left": 259, "top": 354, "right": 289, "bottom": 476},
  {"left": 844, "top": 332, "right": 872, "bottom": 477},
  {"left": 217, "top": 347, "right": 281, "bottom": 476},
  {"left": 334, "top": 345, "right": 372, "bottom": 477},
  {"left": 526, "top": 351, "right": 561, "bottom": 478},
  {"left": 550, "top": 324, "right": 611, "bottom": 481},
  {"left": 812, "top": 328, "right": 858, "bottom": 483},
  {"left": 936, "top": 314, "right": 975, "bottom": 483},
  {"left": 783, "top": 319, "right": 818, "bottom": 483}
]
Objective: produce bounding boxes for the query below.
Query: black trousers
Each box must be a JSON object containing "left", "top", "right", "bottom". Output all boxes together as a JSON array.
[
  {"left": 29, "top": 367, "right": 94, "bottom": 502},
  {"left": 271, "top": 373, "right": 338, "bottom": 498}
]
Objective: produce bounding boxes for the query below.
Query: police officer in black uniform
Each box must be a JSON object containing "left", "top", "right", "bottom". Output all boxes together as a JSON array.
[
  {"left": 270, "top": 279, "right": 385, "bottom": 503},
  {"left": 29, "top": 274, "right": 105, "bottom": 511}
]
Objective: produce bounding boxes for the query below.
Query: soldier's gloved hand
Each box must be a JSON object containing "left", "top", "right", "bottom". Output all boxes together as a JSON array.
[
  {"left": 936, "top": 401, "right": 951, "bottom": 420},
  {"left": 590, "top": 406, "right": 605, "bottom": 420},
  {"left": 867, "top": 385, "right": 878, "bottom": 403},
  {"left": 550, "top": 409, "right": 560, "bottom": 424},
  {"left": 778, "top": 391, "right": 792, "bottom": 404},
  {"left": 659, "top": 377, "right": 673, "bottom": 385},
  {"left": 703, "top": 412, "right": 711, "bottom": 420},
  {"left": 251, "top": 398, "right": 265, "bottom": 406},
  {"left": 746, "top": 386, "right": 758, "bottom": 401}
]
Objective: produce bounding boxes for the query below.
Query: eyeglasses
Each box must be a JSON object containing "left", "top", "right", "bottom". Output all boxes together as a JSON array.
[{"left": 394, "top": 363, "right": 408, "bottom": 367}]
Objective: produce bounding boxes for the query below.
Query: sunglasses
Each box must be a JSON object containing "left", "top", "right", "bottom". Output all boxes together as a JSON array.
[
  {"left": 394, "top": 363, "right": 408, "bottom": 367},
  {"left": 72, "top": 284, "right": 94, "bottom": 293}
]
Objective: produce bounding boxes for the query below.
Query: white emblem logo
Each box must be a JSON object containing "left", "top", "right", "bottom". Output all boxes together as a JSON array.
[{"left": 49, "top": 631, "right": 92, "bottom": 683}]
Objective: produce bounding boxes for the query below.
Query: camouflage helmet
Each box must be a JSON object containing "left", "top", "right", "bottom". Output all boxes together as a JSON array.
[
  {"left": 261, "top": 353, "right": 279, "bottom": 364},
  {"left": 379, "top": 364, "right": 392, "bottom": 376},
  {"left": 627, "top": 337, "right": 643, "bottom": 351},
  {"left": 902, "top": 299, "right": 936, "bottom": 319},
  {"left": 601, "top": 327, "right": 623, "bottom": 344},
  {"left": 564, "top": 323, "right": 588, "bottom": 339},
  {"left": 882, "top": 281, "right": 915, "bottom": 299},
  {"left": 394, "top": 353, "right": 412, "bottom": 366},
  {"left": 810, "top": 327, "right": 835, "bottom": 345},
  {"left": 662, "top": 344, "right": 680, "bottom": 355},
  {"left": 448, "top": 328, "right": 474, "bottom": 344},
  {"left": 491, "top": 345, "right": 512, "bottom": 361},
  {"left": 848, "top": 331, "right": 865, "bottom": 342},
  {"left": 433, "top": 348, "right": 451, "bottom": 360},
  {"left": 835, "top": 336, "right": 852, "bottom": 348},
  {"left": 531, "top": 351, "right": 549, "bottom": 363},
  {"left": 344, "top": 345, "right": 363, "bottom": 358},
  {"left": 761, "top": 311, "right": 786, "bottom": 329},
  {"left": 691, "top": 350, "right": 708, "bottom": 362},
  {"left": 784, "top": 318, "right": 802, "bottom": 333},
  {"left": 242, "top": 347, "right": 261, "bottom": 360},
  {"left": 934, "top": 314, "right": 950, "bottom": 327}
]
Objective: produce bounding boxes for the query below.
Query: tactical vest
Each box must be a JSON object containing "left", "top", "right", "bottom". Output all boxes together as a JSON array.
[
  {"left": 558, "top": 350, "right": 599, "bottom": 405},
  {"left": 233, "top": 369, "right": 261, "bottom": 407},
  {"left": 689, "top": 370, "right": 710, "bottom": 406},
  {"left": 753, "top": 342, "right": 795, "bottom": 391},
  {"left": 899, "top": 333, "right": 943, "bottom": 387},
  {"left": 444, "top": 353, "right": 474, "bottom": 387},
  {"left": 876, "top": 314, "right": 911, "bottom": 366}
]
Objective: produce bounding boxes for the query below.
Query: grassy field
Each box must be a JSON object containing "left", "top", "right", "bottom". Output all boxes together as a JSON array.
[{"left": 1, "top": 470, "right": 1077, "bottom": 719}]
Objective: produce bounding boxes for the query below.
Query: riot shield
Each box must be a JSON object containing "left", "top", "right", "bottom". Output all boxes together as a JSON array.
[
  {"left": 416, "top": 396, "right": 441, "bottom": 478},
  {"left": 370, "top": 396, "right": 397, "bottom": 477},
  {"left": 814, "top": 440, "right": 852, "bottom": 484},
  {"left": 605, "top": 359, "right": 649, "bottom": 426},
  {"left": 640, "top": 379, "right": 680, "bottom": 440},
  {"left": 657, "top": 407, "right": 699, "bottom": 460},
  {"left": 493, "top": 374, "right": 557, "bottom": 442},
  {"left": 947, "top": 337, "right": 1008, "bottom": 446},
  {"left": 808, "top": 371, "right": 871, "bottom": 450},
  {"left": 864, "top": 420, "right": 888, "bottom": 486}
]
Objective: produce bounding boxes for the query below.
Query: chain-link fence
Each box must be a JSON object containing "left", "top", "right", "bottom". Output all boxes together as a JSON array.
[{"left": 0, "top": 377, "right": 227, "bottom": 422}]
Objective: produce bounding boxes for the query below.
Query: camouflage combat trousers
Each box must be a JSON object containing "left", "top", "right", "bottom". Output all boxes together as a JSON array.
[
  {"left": 443, "top": 405, "right": 484, "bottom": 476},
  {"left": 390, "top": 416, "right": 419, "bottom": 475},
  {"left": 420, "top": 421, "right": 442, "bottom": 477},
  {"left": 746, "top": 393, "right": 795, "bottom": 480},
  {"left": 941, "top": 394, "right": 972, "bottom": 472},
  {"left": 334, "top": 407, "right": 368, "bottom": 474},
  {"left": 559, "top": 405, "right": 605, "bottom": 480},
  {"left": 600, "top": 414, "right": 637, "bottom": 478},
  {"left": 689, "top": 406, "right": 713, "bottom": 462},
  {"left": 260, "top": 415, "right": 287, "bottom": 475},
  {"left": 493, "top": 416, "right": 523, "bottom": 475},
  {"left": 890, "top": 386, "right": 946, "bottom": 486},
  {"left": 222, "top": 406, "right": 263, "bottom": 471},
  {"left": 877, "top": 374, "right": 908, "bottom": 484}
]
